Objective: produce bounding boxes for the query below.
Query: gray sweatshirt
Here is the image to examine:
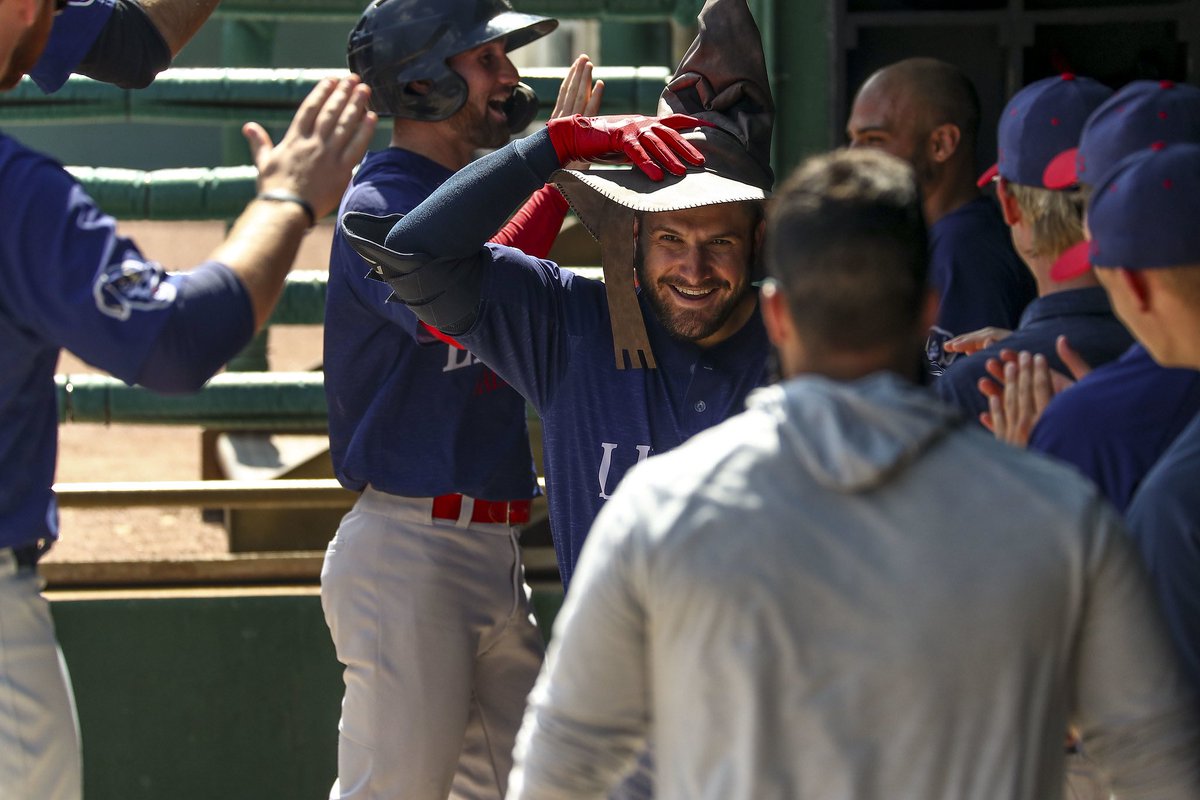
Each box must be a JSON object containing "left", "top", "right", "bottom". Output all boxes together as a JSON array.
[{"left": 509, "top": 373, "right": 1200, "bottom": 800}]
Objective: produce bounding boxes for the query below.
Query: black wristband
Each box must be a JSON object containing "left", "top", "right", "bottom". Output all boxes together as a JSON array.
[{"left": 257, "top": 190, "right": 317, "bottom": 228}]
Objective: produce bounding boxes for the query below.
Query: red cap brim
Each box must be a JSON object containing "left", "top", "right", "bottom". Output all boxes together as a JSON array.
[
  {"left": 1050, "top": 241, "right": 1092, "bottom": 282},
  {"left": 1043, "top": 148, "right": 1080, "bottom": 189},
  {"left": 976, "top": 163, "right": 999, "bottom": 188}
]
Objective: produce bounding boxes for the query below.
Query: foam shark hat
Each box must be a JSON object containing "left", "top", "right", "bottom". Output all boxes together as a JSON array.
[{"left": 553, "top": 0, "right": 775, "bottom": 370}]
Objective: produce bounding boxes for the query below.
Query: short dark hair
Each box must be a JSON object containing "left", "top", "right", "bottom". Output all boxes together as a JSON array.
[
  {"left": 765, "top": 148, "right": 928, "bottom": 351},
  {"left": 868, "top": 58, "right": 981, "bottom": 151}
]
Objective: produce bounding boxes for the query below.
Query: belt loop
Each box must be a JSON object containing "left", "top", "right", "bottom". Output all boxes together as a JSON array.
[{"left": 456, "top": 496, "right": 475, "bottom": 528}]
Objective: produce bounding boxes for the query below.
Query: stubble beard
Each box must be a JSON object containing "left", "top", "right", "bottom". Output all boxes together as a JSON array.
[
  {"left": 635, "top": 259, "right": 750, "bottom": 344},
  {"left": 448, "top": 95, "right": 511, "bottom": 151}
]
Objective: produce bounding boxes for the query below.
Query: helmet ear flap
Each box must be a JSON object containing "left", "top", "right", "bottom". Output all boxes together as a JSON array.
[{"left": 414, "top": 69, "right": 468, "bottom": 120}]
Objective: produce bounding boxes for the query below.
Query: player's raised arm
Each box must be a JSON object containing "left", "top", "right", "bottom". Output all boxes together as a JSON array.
[
  {"left": 34, "top": 0, "right": 223, "bottom": 93},
  {"left": 491, "top": 53, "right": 606, "bottom": 258},
  {"left": 341, "top": 113, "right": 703, "bottom": 333},
  {"left": 212, "top": 76, "right": 377, "bottom": 331}
]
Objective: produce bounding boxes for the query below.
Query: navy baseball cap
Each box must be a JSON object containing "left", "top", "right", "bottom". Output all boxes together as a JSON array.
[
  {"left": 1044, "top": 79, "right": 1200, "bottom": 190},
  {"left": 1084, "top": 143, "right": 1200, "bottom": 271},
  {"left": 977, "top": 73, "right": 1112, "bottom": 188}
]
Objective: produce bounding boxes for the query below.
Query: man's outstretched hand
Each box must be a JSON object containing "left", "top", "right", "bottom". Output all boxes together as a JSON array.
[
  {"left": 546, "top": 113, "right": 708, "bottom": 181},
  {"left": 244, "top": 75, "right": 378, "bottom": 223}
]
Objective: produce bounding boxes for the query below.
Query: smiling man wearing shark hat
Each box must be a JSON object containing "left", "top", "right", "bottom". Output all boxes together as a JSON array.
[{"left": 342, "top": 0, "right": 776, "bottom": 591}]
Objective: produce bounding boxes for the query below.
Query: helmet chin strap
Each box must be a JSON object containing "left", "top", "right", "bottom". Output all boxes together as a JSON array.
[{"left": 503, "top": 82, "right": 540, "bottom": 133}]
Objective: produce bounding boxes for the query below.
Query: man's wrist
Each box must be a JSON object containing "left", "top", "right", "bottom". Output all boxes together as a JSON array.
[{"left": 256, "top": 189, "right": 316, "bottom": 228}]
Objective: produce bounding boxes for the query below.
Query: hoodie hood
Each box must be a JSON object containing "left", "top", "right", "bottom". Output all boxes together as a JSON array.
[{"left": 747, "top": 372, "right": 963, "bottom": 493}]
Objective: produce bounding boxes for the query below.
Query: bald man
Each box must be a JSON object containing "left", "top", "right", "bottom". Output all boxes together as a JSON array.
[{"left": 848, "top": 57, "right": 1035, "bottom": 376}]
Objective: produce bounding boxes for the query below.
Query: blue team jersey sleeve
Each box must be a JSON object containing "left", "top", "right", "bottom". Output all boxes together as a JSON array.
[
  {"left": 0, "top": 137, "right": 177, "bottom": 383},
  {"left": 1125, "top": 417, "right": 1200, "bottom": 689},
  {"left": 458, "top": 244, "right": 607, "bottom": 414},
  {"left": 27, "top": 0, "right": 116, "bottom": 93},
  {"left": 329, "top": 163, "right": 450, "bottom": 342}
]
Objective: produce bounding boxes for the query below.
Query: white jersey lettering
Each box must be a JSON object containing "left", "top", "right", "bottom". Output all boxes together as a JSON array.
[
  {"left": 597, "top": 442, "right": 652, "bottom": 500},
  {"left": 442, "top": 345, "right": 478, "bottom": 373}
]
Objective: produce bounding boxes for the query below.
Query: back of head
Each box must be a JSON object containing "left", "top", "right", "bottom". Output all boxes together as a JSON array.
[
  {"left": 347, "top": 0, "right": 556, "bottom": 120},
  {"left": 1045, "top": 80, "right": 1200, "bottom": 190},
  {"left": 766, "top": 148, "right": 928, "bottom": 351},
  {"left": 1089, "top": 142, "right": 1200, "bottom": 275},
  {"left": 872, "top": 57, "right": 981, "bottom": 152},
  {"left": 983, "top": 74, "right": 1109, "bottom": 263},
  {"left": 1006, "top": 183, "right": 1085, "bottom": 261}
]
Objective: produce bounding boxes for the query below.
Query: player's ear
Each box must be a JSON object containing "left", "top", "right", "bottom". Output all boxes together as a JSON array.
[
  {"left": 928, "top": 123, "right": 961, "bottom": 164},
  {"left": 996, "top": 178, "right": 1021, "bottom": 226},
  {"left": 760, "top": 279, "right": 793, "bottom": 349},
  {"left": 1119, "top": 267, "right": 1153, "bottom": 312}
]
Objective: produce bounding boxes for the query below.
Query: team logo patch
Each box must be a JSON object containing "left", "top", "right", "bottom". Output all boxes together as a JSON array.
[{"left": 93, "top": 258, "right": 177, "bottom": 321}]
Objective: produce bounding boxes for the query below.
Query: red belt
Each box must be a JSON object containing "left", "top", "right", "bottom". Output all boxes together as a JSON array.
[{"left": 430, "top": 494, "right": 531, "bottom": 525}]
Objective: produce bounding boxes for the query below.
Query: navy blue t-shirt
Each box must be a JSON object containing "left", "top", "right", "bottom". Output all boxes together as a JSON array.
[
  {"left": 459, "top": 247, "right": 771, "bottom": 587},
  {"left": 0, "top": 132, "right": 251, "bottom": 550},
  {"left": 935, "top": 287, "right": 1132, "bottom": 425},
  {"left": 1030, "top": 344, "right": 1200, "bottom": 513},
  {"left": 926, "top": 196, "right": 1036, "bottom": 376},
  {"left": 28, "top": 0, "right": 116, "bottom": 93},
  {"left": 1125, "top": 409, "right": 1200, "bottom": 689},
  {"left": 324, "top": 148, "right": 537, "bottom": 501}
]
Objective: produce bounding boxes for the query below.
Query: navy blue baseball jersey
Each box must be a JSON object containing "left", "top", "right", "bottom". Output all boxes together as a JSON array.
[
  {"left": 1029, "top": 344, "right": 1200, "bottom": 513},
  {"left": 1125, "top": 409, "right": 1200, "bottom": 689},
  {"left": 935, "top": 287, "right": 1132, "bottom": 425},
  {"left": 0, "top": 132, "right": 253, "bottom": 552},
  {"left": 926, "top": 196, "right": 1037, "bottom": 376},
  {"left": 28, "top": 0, "right": 116, "bottom": 93},
  {"left": 458, "top": 247, "right": 770, "bottom": 587},
  {"left": 324, "top": 148, "right": 537, "bottom": 501},
  {"left": 347, "top": 130, "right": 772, "bottom": 587}
]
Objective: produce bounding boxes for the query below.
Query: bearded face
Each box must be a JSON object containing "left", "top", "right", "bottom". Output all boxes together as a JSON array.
[
  {"left": 445, "top": 39, "right": 519, "bottom": 151},
  {"left": 634, "top": 203, "right": 760, "bottom": 347}
]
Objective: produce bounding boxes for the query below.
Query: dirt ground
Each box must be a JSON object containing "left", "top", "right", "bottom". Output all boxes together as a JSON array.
[{"left": 45, "top": 220, "right": 335, "bottom": 565}]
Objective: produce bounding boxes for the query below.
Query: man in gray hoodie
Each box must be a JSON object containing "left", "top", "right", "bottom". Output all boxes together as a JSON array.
[{"left": 505, "top": 148, "right": 1200, "bottom": 800}]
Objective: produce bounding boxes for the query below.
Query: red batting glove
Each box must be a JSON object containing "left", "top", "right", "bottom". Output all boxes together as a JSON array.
[{"left": 546, "top": 114, "right": 708, "bottom": 181}]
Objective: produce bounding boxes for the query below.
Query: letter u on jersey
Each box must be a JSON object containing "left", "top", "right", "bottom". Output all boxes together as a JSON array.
[{"left": 597, "top": 442, "right": 652, "bottom": 500}]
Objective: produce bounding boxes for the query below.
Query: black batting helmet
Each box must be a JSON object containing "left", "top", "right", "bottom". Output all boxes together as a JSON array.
[{"left": 347, "top": 0, "right": 557, "bottom": 122}]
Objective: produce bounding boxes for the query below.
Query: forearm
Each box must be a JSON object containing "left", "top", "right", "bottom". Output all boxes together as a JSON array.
[
  {"left": 208, "top": 198, "right": 311, "bottom": 331},
  {"left": 385, "top": 129, "right": 561, "bottom": 259},
  {"left": 76, "top": 0, "right": 171, "bottom": 89},
  {"left": 138, "top": 0, "right": 221, "bottom": 56},
  {"left": 492, "top": 184, "right": 570, "bottom": 260}
]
